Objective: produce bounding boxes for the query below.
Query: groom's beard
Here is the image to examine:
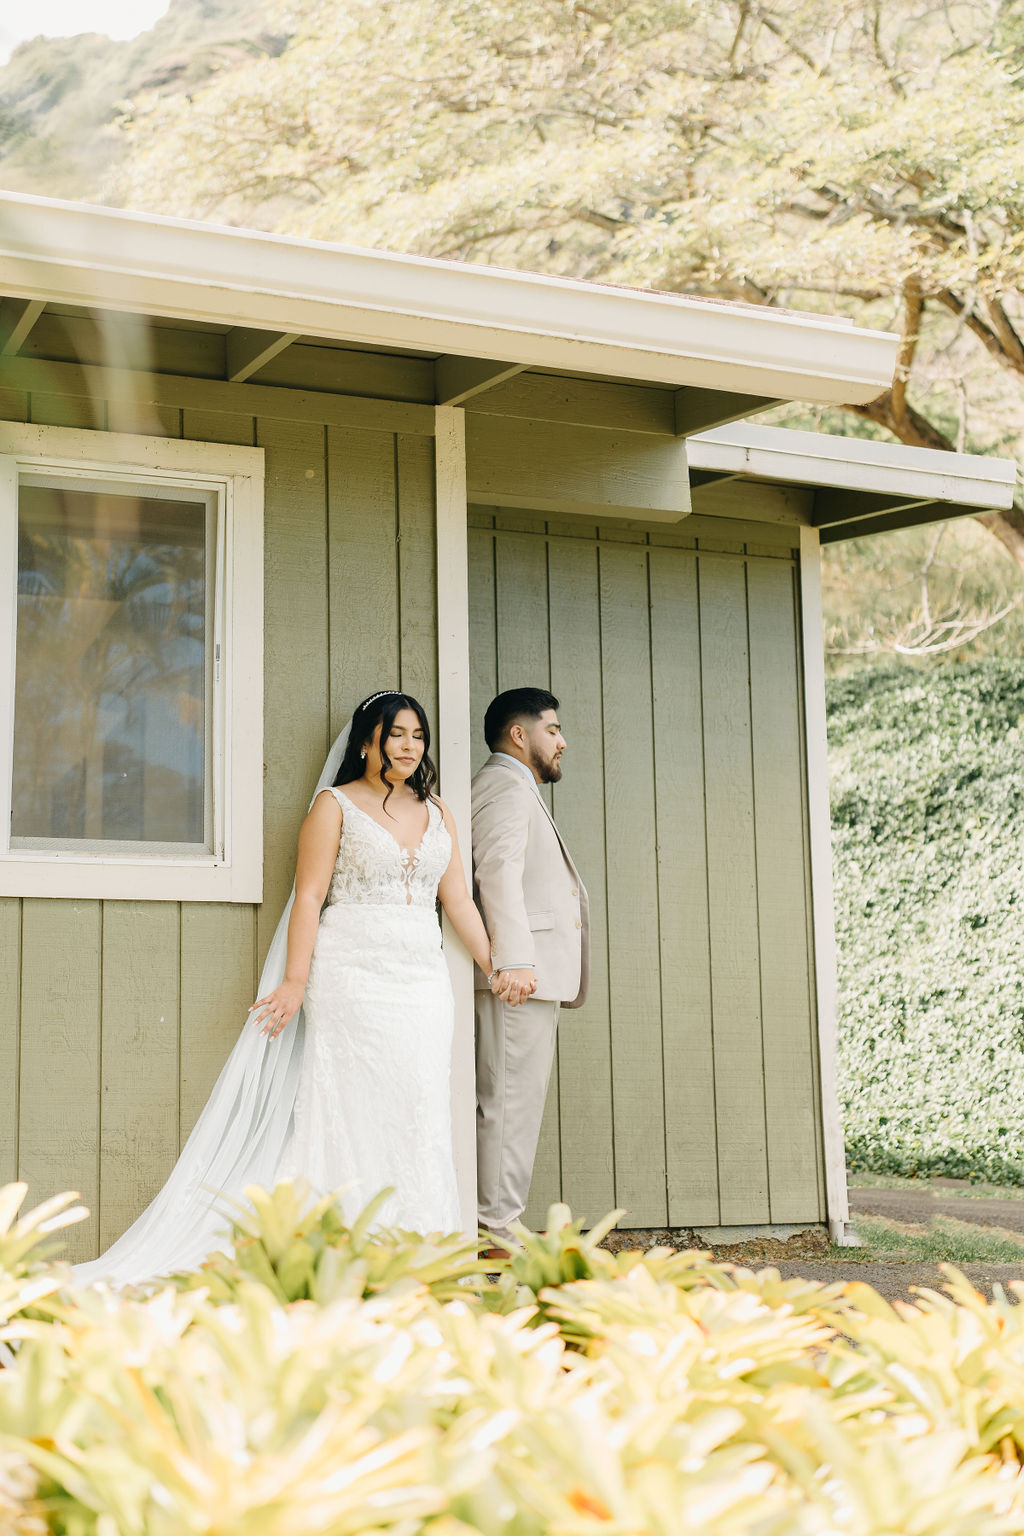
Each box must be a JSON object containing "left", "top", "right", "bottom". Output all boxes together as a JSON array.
[{"left": 530, "top": 747, "right": 563, "bottom": 784}]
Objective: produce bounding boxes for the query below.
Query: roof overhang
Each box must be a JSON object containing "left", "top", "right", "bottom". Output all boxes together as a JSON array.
[
  {"left": 688, "top": 423, "right": 1017, "bottom": 539},
  {"left": 0, "top": 192, "right": 899, "bottom": 406}
]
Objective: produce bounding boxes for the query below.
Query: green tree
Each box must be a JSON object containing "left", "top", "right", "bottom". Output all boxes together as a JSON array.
[{"left": 108, "top": 0, "right": 1024, "bottom": 565}]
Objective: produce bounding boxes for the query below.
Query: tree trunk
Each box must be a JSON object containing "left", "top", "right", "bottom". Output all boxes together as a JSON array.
[{"left": 848, "top": 390, "right": 1024, "bottom": 567}]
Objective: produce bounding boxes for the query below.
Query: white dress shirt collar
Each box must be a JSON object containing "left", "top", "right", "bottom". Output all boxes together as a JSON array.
[{"left": 492, "top": 751, "right": 541, "bottom": 794}]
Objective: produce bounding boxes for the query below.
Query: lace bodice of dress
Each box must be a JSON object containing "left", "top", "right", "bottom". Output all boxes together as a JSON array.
[{"left": 324, "top": 787, "right": 451, "bottom": 907}]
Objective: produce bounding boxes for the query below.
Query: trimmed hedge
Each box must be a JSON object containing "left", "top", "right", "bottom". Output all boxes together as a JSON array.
[{"left": 829, "top": 659, "right": 1024, "bottom": 1184}]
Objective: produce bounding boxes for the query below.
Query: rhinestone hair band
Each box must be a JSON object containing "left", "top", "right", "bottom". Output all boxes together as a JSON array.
[{"left": 361, "top": 690, "right": 402, "bottom": 708}]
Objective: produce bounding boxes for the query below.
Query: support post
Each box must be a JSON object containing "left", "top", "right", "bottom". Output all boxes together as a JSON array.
[
  {"left": 434, "top": 405, "right": 477, "bottom": 1236},
  {"left": 799, "top": 525, "right": 855, "bottom": 1245}
]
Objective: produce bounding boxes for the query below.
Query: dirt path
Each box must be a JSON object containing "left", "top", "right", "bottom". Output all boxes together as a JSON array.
[
  {"left": 767, "top": 1260, "right": 1024, "bottom": 1303},
  {"left": 609, "top": 1184, "right": 1024, "bottom": 1302},
  {"left": 759, "top": 1185, "right": 1024, "bottom": 1302},
  {"left": 848, "top": 1184, "right": 1024, "bottom": 1235}
]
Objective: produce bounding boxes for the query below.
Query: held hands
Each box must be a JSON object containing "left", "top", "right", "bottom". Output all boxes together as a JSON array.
[
  {"left": 249, "top": 978, "right": 305, "bottom": 1040},
  {"left": 491, "top": 967, "right": 537, "bottom": 1007}
]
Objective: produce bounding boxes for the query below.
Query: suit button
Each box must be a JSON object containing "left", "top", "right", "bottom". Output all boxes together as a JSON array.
[
  {"left": 575, "top": 920, "right": 582, "bottom": 929},
  {"left": 571, "top": 888, "right": 579, "bottom": 896}
]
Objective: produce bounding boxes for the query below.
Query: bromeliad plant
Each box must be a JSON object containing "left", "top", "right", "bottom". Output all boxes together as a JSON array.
[
  {"left": 4, "top": 1181, "right": 1024, "bottom": 1534},
  {"left": 172, "top": 1180, "right": 489, "bottom": 1305},
  {"left": 0, "top": 1183, "right": 86, "bottom": 1337}
]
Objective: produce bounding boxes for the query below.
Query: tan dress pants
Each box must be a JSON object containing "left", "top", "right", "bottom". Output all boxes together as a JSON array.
[{"left": 475, "top": 990, "right": 560, "bottom": 1241}]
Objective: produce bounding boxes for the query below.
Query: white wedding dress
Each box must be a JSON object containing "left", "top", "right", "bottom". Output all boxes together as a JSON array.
[
  {"left": 280, "top": 787, "right": 460, "bottom": 1230},
  {"left": 75, "top": 748, "right": 461, "bottom": 1287}
]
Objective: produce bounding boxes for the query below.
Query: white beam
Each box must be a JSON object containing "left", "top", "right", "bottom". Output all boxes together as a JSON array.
[
  {"left": 689, "top": 422, "right": 1016, "bottom": 509},
  {"left": 225, "top": 327, "right": 299, "bottom": 383},
  {"left": 434, "top": 404, "right": 477, "bottom": 1237},
  {"left": 0, "top": 298, "right": 44, "bottom": 357},
  {"left": 466, "top": 414, "right": 691, "bottom": 521},
  {"left": 0, "top": 191, "right": 900, "bottom": 403},
  {"left": 798, "top": 525, "right": 853, "bottom": 1246},
  {"left": 436, "top": 356, "right": 526, "bottom": 406}
]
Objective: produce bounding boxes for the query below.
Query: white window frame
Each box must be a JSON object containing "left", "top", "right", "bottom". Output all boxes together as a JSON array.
[{"left": 0, "top": 423, "right": 264, "bottom": 902}]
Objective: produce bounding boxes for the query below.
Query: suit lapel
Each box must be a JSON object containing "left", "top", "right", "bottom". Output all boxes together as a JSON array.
[{"left": 479, "top": 755, "right": 581, "bottom": 879}]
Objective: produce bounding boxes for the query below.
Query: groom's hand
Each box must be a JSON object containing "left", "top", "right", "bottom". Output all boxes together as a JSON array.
[{"left": 493, "top": 967, "right": 537, "bottom": 1007}]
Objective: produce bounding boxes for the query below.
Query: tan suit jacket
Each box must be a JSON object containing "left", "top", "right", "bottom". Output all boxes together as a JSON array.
[{"left": 471, "top": 754, "right": 589, "bottom": 1008}]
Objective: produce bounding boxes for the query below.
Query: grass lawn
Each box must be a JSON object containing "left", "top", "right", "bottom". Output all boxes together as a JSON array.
[
  {"left": 851, "top": 1169, "right": 1024, "bottom": 1202},
  {"left": 841, "top": 1211, "right": 1024, "bottom": 1265}
]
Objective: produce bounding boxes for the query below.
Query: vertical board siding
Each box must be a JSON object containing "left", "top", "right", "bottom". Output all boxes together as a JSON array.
[
  {"left": 467, "top": 527, "right": 498, "bottom": 777},
  {"left": 106, "top": 402, "right": 183, "bottom": 437},
  {"left": 3, "top": 374, "right": 823, "bottom": 1244},
  {"left": 98, "top": 903, "right": 181, "bottom": 1249},
  {"left": 0, "top": 388, "right": 28, "bottom": 422},
  {"left": 396, "top": 434, "right": 440, "bottom": 730},
  {"left": 29, "top": 392, "right": 105, "bottom": 430},
  {"left": 258, "top": 418, "right": 331, "bottom": 968},
  {"left": 19, "top": 901, "right": 102, "bottom": 1264},
  {"left": 3, "top": 391, "right": 439, "bottom": 1258},
  {"left": 698, "top": 557, "right": 770, "bottom": 1224},
  {"left": 327, "top": 427, "right": 399, "bottom": 726},
  {"left": 15, "top": 390, "right": 127, "bottom": 1258},
  {"left": 179, "top": 409, "right": 260, "bottom": 1147},
  {"left": 179, "top": 905, "right": 257, "bottom": 1141},
  {"left": 747, "top": 561, "right": 825, "bottom": 1221},
  {"left": 491, "top": 530, "right": 562, "bottom": 1220},
  {"left": 599, "top": 544, "right": 666, "bottom": 1226},
  {"left": 0, "top": 899, "right": 20, "bottom": 1184},
  {"left": 494, "top": 532, "right": 550, "bottom": 689},
  {"left": 649, "top": 548, "right": 720, "bottom": 1226},
  {"left": 469, "top": 521, "right": 823, "bottom": 1230},
  {"left": 547, "top": 537, "right": 615, "bottom": 1223}
]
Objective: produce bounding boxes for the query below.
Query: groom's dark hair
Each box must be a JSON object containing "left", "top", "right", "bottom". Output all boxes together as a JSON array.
[{"left": 484, "top": 687, "right": 560, "bottom": 751}]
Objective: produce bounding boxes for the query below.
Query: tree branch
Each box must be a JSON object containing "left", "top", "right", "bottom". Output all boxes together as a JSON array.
[
  {"left": 847, "top": 390, "right": 1024, "bottom": 565},
  {"left": 982, "top": 295, "right": 1024, "bottom": 371},
  {"left": 748, "top": 4, "right": 824, "bottom": 74},
  {"left": 891, "top": 274, "right": 923, "bottom": 427},
  {"left": 935, "top": 289, "right": 1024, "bottom": 377}
]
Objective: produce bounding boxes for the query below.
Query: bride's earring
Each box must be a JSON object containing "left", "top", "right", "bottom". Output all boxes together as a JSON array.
[{"left": 360, "top": 750, "right": 366, "bottom": 761}]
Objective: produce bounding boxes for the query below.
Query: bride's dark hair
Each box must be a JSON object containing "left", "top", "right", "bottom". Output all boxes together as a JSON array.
[{"left": 334, "top": 691, "right": 438, "bottom": 811}]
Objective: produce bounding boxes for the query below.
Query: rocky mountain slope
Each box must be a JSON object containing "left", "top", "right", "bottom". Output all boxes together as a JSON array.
[{"left": 0, "top": 0, "right": 278, "bottom": 202}]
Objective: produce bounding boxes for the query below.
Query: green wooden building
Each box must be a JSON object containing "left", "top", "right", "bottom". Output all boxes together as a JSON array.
[{"left": 0, "top": 192, "right": 1013, "bottom": 1261}]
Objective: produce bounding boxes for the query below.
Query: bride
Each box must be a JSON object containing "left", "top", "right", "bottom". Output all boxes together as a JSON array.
[{"left": 76, "top": 690, "right": 515, "bottom": 1286}]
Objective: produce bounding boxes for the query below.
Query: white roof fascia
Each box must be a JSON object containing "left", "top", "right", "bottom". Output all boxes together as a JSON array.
[
  {"left": 688, "top": 422, "right": 1016, "bottom": 509},
  {"left": 0, "top": 192, "right": 899, "bottom": 405}
]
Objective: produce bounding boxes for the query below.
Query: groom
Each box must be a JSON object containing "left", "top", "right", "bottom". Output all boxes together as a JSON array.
[{"left": 471, "top": 687, "right": 590, "bottom": 1253}]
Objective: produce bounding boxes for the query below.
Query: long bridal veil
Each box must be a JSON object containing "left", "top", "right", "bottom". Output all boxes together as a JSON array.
[{"left": 74, "top": 721, "right": 353, "bottom": 1287}]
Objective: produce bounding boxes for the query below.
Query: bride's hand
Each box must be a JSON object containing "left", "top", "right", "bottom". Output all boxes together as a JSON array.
[{"left": 249, "top": 979, "right": 305, "bottom": 1040}]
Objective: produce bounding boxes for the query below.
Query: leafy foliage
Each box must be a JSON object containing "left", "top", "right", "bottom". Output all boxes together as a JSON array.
[
  {"left": 0, "top": 0, "right": 279, "bottom": 200},
  {"left": 0, "top": 1183, "right": 86, "bottom": 1336},
  {"left": 830, "top": 658, "right": 1024, "bottom": 1182},
  {"left": 6, "top": 0, "right": 1024, "bottom": 604},
  {"left": 173, "top": 1179, "right": 489, "bottom": 1303},
  {"left": 99, "top": 0, "right": 1024, "bottom": 551},
  {"left": 7, "top": 1183, "right": 1024, "bottom": 1533}
]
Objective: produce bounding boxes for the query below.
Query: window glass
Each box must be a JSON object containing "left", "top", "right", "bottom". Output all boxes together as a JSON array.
[{"left": 12, "top": 478, "right": 214, "bottom": 853}]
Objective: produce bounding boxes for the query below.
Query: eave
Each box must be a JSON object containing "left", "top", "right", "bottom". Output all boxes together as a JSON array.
[
  {"left": 688, "top": 423, "right": 1017, "bottom": 539},
  {"left": 0, "top": 192, "right": 899, "bottom": 406}
]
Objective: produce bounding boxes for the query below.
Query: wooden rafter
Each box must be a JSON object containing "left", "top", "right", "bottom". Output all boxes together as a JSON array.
[
  {"left": 0, "top": 298, "right": 45, "bottom": 357},
  {"left": 225, "top": 328, "right": 300, "bottom": 383},
  {"left": 674, "top": 388, "right": 780, "bottom": 436},
  {"left": 435, "top": 356, "right": 526, "bottom": 406}
]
